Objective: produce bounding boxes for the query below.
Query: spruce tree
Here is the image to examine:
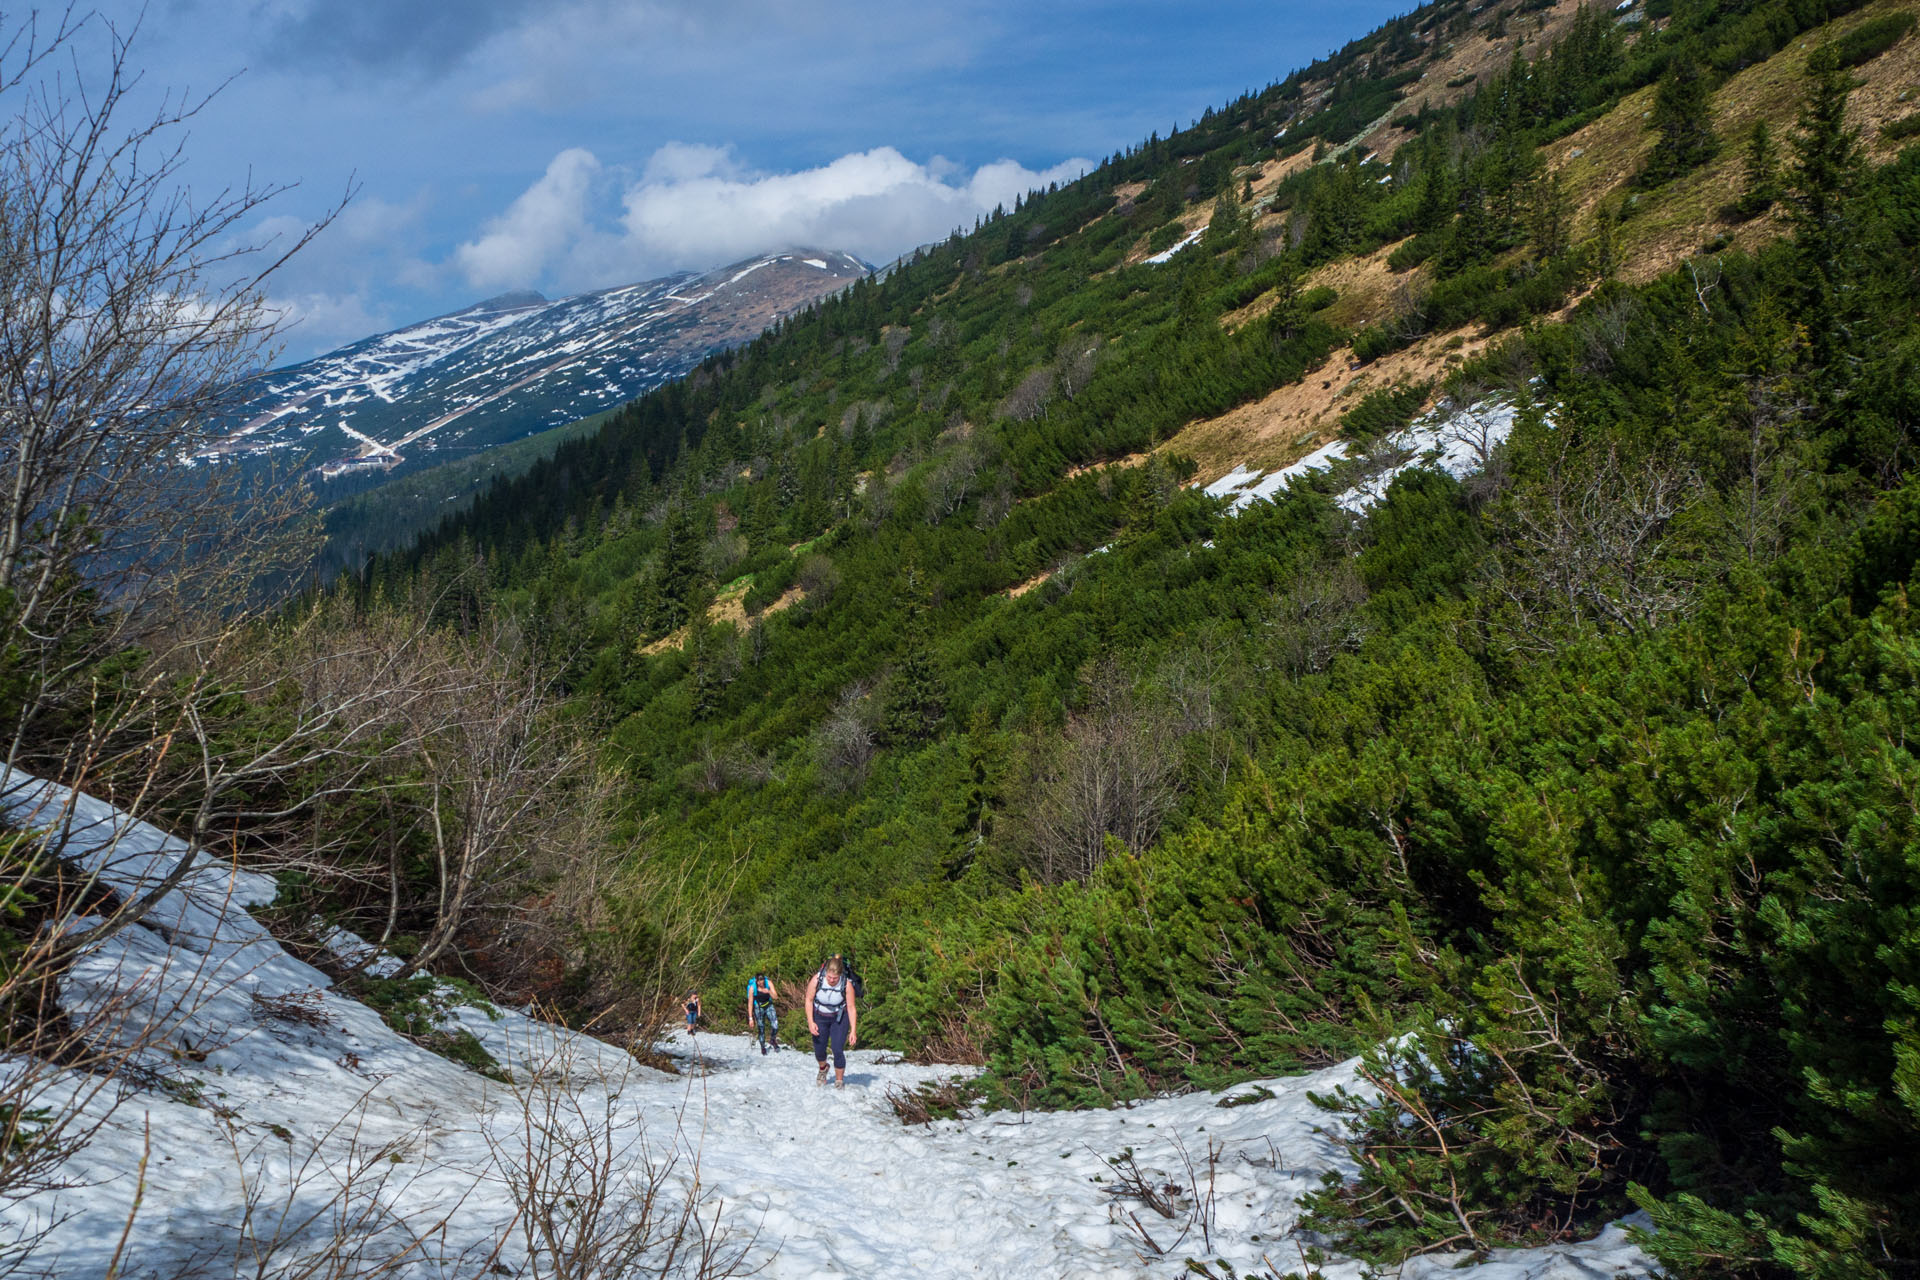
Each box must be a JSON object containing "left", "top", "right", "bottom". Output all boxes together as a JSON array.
[
  {"left": 1732, "top": 119, "right": 1780, "bottom": 220},
  {"left": 881, "top": 564, "right": 947, "bottom": 745},
  {"left": 1786, "top": 46, "right": 1865, "bottom": 388},
  {"left": 1640, "top": 58, "right": 1718, "bottom": 186},
  {"left": 1528, "top": 168, "right": 1571, "bottom": 262}
]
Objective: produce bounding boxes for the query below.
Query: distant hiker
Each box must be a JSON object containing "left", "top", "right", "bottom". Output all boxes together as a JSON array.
[
  {"left": 746, "top": 973, "right": 781, "bottom": 1054},
  {"left": 684, "top": 990, "right": 703, "bottom": 1036},
  {"left": 804, "top": 955, "right": 858, "bottom": 1088}
]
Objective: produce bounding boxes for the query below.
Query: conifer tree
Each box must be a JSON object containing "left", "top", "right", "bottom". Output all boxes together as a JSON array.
[
  {"left": 1528, "top": 168, "right": 1571, "bottom": 262},
  {"left": 647, "top": 498, "right": 706, "bottom": 636},
  {"left": 1732, "top": 119, "right": 1780, "bottom": 220},
  {"left": 1786, "top": 46, "right": 1864, "bottom": 320},
  {"left": 881, "top": 563, "right": 947, "bottom": 745},
  {"left": 1640, "top": 58, "right": 1719, "bottom": 186}
]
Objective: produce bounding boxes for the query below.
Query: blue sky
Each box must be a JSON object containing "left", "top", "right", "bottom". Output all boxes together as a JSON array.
[{"left": 76, "top": 1, "right": 1409, "bottom": 359}]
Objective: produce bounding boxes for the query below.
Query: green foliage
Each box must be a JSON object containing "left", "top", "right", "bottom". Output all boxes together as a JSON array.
[
  {"left": 330, "top": 11, "right": 1920, "bottom": 1276},
  {"left": 347, "top": 973, "right": 510, "bottom": 1082},
  {"left": 1338, "top": 382, "right": 1430, "bottom": 444},
  {"left": 1834, "top": 12, "right": 1914, "bottom": 68},
  {"left": 1641, "top": 59, "right": 1720, "bottom": 187}
]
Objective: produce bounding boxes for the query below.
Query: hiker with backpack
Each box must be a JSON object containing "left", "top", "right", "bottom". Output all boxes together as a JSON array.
[
  {"left": 804, "top": 955, "right": 858, "bottom": 1088},
  {"left": 684, "top": 990, "right": 703, "bottom": 1036},
  {"left": 746, "top": 973, "right": 781, "bottom": 1054}
]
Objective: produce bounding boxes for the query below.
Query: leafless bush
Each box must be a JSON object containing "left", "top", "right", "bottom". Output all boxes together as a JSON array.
[
  {"left": 1266, "top": 560, "right": 1370, "bottom": 677},
  {"left": 1054, "top": 332, "right": 1105, "bottom": 401},
  {"left": 794, "top": 554, "right": 839, "bottom": 603},
  {"left": 684, "top": 739, "right": 773, "bottom": 796},
  {"left": 925, "top": 439, "right": 988, "bottom": 526},
  {"left": 1016, "top": 662, "right": 1181, "bottom": 883},
  {"left": 814, "top": 682, "right": 879, "bottom": 793},
  {"left": 250, "top": 990, "right": 335, "bottom": 1031},
  {"left": 182, "top": 1103, "right": 474, "bottom": 1280},
  {"left": 1151, "top": 633, "right": 1249, "bottom": 785},
  {"left": 880, "top": 325, "right": 910, "bottom": 372},
  {"left": 1099, "top": 1135, "right": 1224, "bottom": 1262},
  {"left": 1576, "top": 296, "right": 1641, "bottom": 379},
  {"left": 488, "top": 1038, "right": 760, "bottom": 1280},
  {"left": 882, "top": 1077, "right": 971, "bottom": 1127},
  {"left": 998, "top": 365, "right": 1055, "bottom": 423},
  {"left": 1497, "top": 440, "right": 1706, "bottom": 649}
]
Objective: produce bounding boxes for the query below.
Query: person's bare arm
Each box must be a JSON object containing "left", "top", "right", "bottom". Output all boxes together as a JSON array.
[
  {"left": 846, "top": 986, "right": 858, "bottom": 1048},
  {"left": 804, "top": 975, "right": 819, "bottom": 1036}
]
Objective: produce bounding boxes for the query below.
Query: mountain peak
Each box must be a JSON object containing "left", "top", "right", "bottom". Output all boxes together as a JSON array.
[{"left": 470, "top": 289, "right": 549, "bottom": 313}]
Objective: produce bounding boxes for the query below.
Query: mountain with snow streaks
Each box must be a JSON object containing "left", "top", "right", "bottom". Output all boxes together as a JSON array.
[{"left": 211, "top": 251, "right": 868, "bottom": 480}]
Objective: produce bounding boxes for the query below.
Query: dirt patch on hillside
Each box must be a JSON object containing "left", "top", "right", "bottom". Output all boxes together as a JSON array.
[
  {"left": 1222, "top": 240, "right": 1413, "bottom": 334},
  {"left": 637, "top": 582, "right": 806, "bottom": 656},
  {"left": 1166, "top": 325, "right": 1495, "bottom": 484},
  {"left": 1064, "top": 452, "right": 1147, "bottom": 480},
  {"left": 1005, "top": 571, "right": 1053, "bottom": 599}
]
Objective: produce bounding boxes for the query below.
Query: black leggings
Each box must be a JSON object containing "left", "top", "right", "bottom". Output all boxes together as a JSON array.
[{"left": 811, "top": 1012, "right": 848, "bottom": 1069}]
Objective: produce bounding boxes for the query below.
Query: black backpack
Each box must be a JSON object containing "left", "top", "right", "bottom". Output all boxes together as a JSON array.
[{"left": 817, "top": 961, "right": 865, "bottom": 1002}]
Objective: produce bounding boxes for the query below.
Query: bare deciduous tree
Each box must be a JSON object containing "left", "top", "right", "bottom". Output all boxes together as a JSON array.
[
  {"left": 1, "top": 9, "right": 345, "bottom": 774},
  {"left": 814, "top": 680, "right": 878, "bottom": 793},
  {"left": 998, "top": 365, "right": 1055, "bottom": 423},
  {"left": 1498, "top": 440, "right": 1706, "bottom": 649},
  {"left": 1018, "top": 662, "right": 1181, "bottom": 884}
]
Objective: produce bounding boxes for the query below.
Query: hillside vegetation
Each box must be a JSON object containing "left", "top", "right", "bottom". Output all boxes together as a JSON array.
[{"left": 56, "top": 0, "right": 1920, "bottom": 1273}]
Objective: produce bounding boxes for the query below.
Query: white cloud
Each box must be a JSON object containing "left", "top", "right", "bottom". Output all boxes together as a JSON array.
[
  {"left": 452, "top": 142, "right": 1090, "bottom": 293},
  {"left": 266, "top": 291, "right": 392, "bottom": 355},
  {"left": 453, "top": 147, "right": 601, "bottom": 290}
]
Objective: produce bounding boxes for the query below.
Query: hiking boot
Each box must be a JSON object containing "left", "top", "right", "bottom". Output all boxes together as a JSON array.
[
  {"left": 760, "top": 1043, "right": 768, "bottom": 1055},
  {"left": 834, "top": 1077, "right": 845, "bottom": 1090},
  {"left": 816, "top": 1064, "right": 829, "bottom": 1086}
]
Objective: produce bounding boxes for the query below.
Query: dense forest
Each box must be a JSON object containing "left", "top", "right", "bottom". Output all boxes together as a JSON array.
[{"left": 13, "top": 0, "right": 1920, "bottom": 1274}]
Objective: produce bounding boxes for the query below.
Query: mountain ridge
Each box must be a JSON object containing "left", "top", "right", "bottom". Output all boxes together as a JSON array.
[{"left": 206, "top": 249, "right": 870, "bottom": 483}]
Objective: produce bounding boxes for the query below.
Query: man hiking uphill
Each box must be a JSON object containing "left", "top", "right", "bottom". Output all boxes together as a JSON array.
[
  {"left": 804, "top": 955, "right": 858, "bottom": 1088},
  {"left": 746, "top": 973, "right": 780, "bottom": 1054}
]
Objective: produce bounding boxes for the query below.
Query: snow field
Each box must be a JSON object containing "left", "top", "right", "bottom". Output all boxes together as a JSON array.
[
  {"left": 1203, "top": 397, "right": 1526, "bottom": 516},
  {"left": 0, "top": 773, "right": 1654, "bottom": 1278}
]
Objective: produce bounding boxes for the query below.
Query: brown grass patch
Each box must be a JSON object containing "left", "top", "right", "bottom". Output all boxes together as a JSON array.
[
  {"left": 636, "top": 581, "right": 805, "bottom": 656},
  {"left": 1168, "top": 325, "right": 1495, "bottom": 485},
  {"left": 1547, "top": 0, "right": 1920, "bottom": 285},
  {"left": 1064, "top": 451, "right": 1147, "bottom": 480},
  {"left": 1221, "top": 239, "right": 1413, "bottom": 334}
]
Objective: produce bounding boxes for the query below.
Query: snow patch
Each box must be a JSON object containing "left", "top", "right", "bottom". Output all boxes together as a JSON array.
[
  {"left": 1145, "top": 225, "right": 1207, "bottom": 264},
  {"left": 0, "top": 771, "right": 1650, "bottom": 1279},
  {"left": 1203, "top": 398, "right": 1526, "bottom": 517}
]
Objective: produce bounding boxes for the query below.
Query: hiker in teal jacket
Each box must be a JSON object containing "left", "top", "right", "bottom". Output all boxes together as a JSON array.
[{"left": 746, "top": 973, "right": 781, "bottom": 1054}]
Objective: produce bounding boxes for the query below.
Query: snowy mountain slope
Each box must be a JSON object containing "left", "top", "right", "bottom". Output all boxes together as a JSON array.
[
  {"left": 0, "top": 774, "right": 1658, "bottom": 1279},
  {"left": 206, "top": 251, "right": 869, "bottom": 482}
]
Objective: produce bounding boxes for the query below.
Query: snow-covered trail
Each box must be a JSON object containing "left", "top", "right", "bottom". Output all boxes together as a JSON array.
[
  {"left": 649, "top": 1032, "right": 1655, "bottom": 1280},
  {"left": 0, "top": 770, "right": 1657, "bottom": 1279},
  {"left": 651, "top": 1030, "right": 1351, "bottom": 1278}
]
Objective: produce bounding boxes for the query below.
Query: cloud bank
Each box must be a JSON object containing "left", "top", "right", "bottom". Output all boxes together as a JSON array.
[{"left": 453, "top": 143, "right": 1091, "bottom": 293}]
